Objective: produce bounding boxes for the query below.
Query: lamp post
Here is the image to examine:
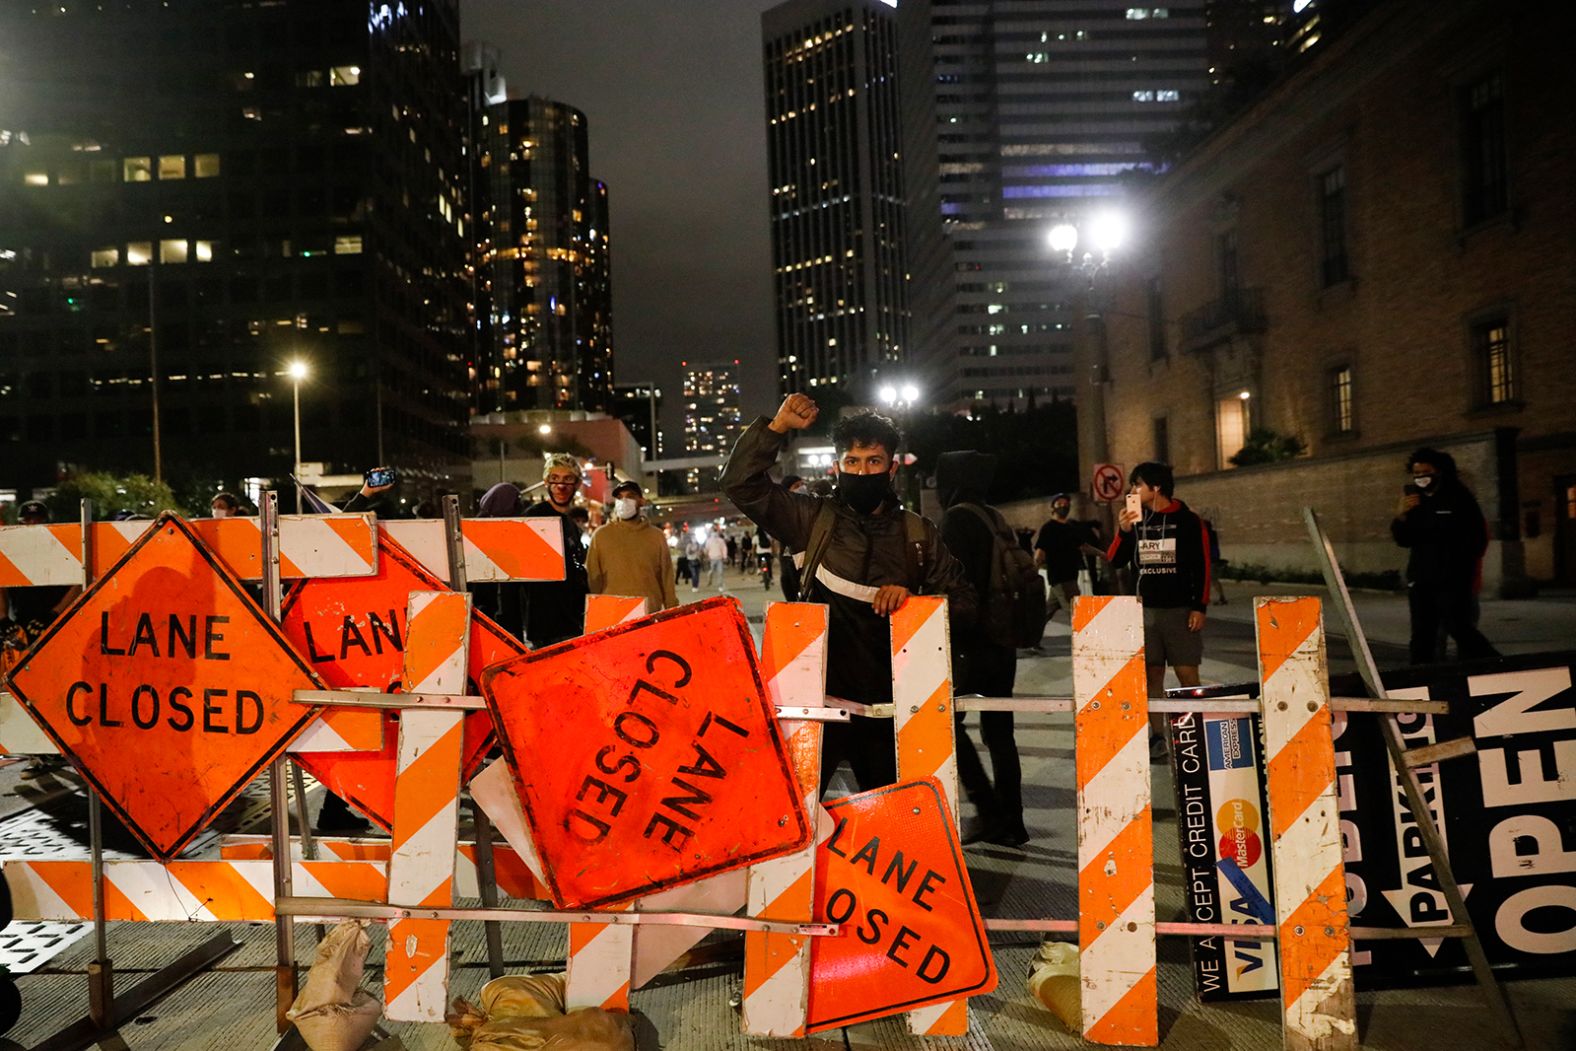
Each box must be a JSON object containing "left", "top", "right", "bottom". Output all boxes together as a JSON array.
[
  {"left": 286, "top": 360, "right": 308, "bottom": 513},
  {"left": 878, "top": 381, "right": 921, "bottom": 509},
  {"left": 1048, "top": 212, "right": 1128, "bottom": 564}
]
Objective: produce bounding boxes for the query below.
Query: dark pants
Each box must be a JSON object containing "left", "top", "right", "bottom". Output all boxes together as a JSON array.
[
  {"left": 952, "top": 642, "right": 1022, "bottom": 823},
  {"left": 1408, "top": 581, "right": 1498, "bottom": 665},
  {"left": 819, "top": 716, "right": 898, "bottom": 797}
]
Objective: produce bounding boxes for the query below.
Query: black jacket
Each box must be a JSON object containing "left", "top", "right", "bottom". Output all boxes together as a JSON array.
[
  {"left": 936, "top": 451, "right": 1000, "bottom": 649},
  {"left": 1107, "top": 498, "right": 1211, "bottom": 612},
  {"left": 522, "top": 500, "right": 588, "bottom": 646},
  {"left": 721, "top": 419, "right": 975, "bottom": 706},
  {"left": 1390, "top": 481, "right": 1489, "bottom": 592}
]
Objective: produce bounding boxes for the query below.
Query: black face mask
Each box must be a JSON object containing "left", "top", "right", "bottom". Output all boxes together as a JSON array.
[{"left": 837, "top": 472, "right": 893, "bottom": 515}]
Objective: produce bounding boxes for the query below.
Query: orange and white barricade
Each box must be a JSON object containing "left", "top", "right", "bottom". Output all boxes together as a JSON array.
[
  {"left": 381, "top": 518, "right": 566, "bottom": 583},
  {"left": 1072, "top": 595, "right": 1157, "bottom": 1046},
  {"left": 741, "top": 602, "right": 830, "bottom": 1036},
  {"left": 1256, "top": 597, "right": 1357, "bottom": 1050},
  {"left": 889, "top": 595, "right": 969, "bottom": 1037},
  {"left": 382, "top": 591, "right": 470, "bottom": 1022},
  {"left": 562, "top": 594, "right": 649, "bottom": 1012}
]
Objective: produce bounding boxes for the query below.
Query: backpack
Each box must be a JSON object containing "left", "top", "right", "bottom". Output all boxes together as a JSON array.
[
  {"left": 954, "top": 502, "right": 1047, "bottom": 648},
  {"left": 797, "top": 500, "right": 930, "bottom": 599}
]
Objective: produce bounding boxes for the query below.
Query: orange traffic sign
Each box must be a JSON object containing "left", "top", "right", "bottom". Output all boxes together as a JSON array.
[
  {"left": 4, "top": 514, "right": 324, "bottom": 861},
  {"left": 806, "top": 779, "right": 997, "bottom": 1032},
  {"left": 481, "top": 597, "right": 811, "bottom": 909},
  {"left": 280, "top": 530, "right": 523, "bottom": 829}
]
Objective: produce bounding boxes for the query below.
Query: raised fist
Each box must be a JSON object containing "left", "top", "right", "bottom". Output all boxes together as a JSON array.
[{"left": 769, "top": 393, "right": 819, "bottom": 434}]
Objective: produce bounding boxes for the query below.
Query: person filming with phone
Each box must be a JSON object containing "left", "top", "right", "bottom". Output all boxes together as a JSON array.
[{"left": 1107, "top": 462, "right": 1212, "bottom": 759}]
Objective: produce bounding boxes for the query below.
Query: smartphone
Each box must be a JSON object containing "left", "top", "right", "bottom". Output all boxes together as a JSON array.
[
  {"left": 1402, "top": 483, "right": 1420, "bottom": 496},
  {"left": 364, "top": 466, "right": 397, "bottom": 488},
  {"left": 1124, "top": 492, "right": 1142, "bottom": 520}
]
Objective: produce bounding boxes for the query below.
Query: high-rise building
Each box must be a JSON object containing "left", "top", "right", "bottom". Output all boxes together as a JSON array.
[
  {"left": 611, "top": 381, "right": 663, "bottom": 460},
  {"left": 898, "top": 0, "right": 1209, "bottom": 410},
  {"left": 0, "top": 0, "right": 471, "bottom": 492},
  {"left": 681, "top": 360, "right": 743, "bottom": 490},
  {"left": 762, "top": 0, "right": 908, "bottom": 399},
  {"left": 471, "top": 94, "right": 614, "bottom": 415}
]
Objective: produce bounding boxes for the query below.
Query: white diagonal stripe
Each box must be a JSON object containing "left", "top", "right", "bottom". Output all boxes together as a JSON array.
[
  {"left": 279, "top": 515, "right": 375, "bottom": 577},
  {"left": 908, "top": 1000, "right": 961, "bottom": 1034},
  {"left": 1080, "top": 882, "right": 1156, "bottom": 1031},
  {"left": 1261, "top": 629, "right": 1327, "bottom": 757},
  {"left": 0, "top": 525, "right": 80, "bottom": 585},
  {"left": 289, "top": 715, "right": 352, "bottom": 752},
  {"left": 741, "top": 939, "right": 810, "bottom": 1037},
  {"left": 389, "top": 796, "right": 460, "bottom": 904},
  {"left": 1077, "top": 730, "right": 1151, "bottom": 857},
  {"left": 1286, "top": 944, "right": 1357, "bottom": 1042},
  {"left": 6, "top": 863, "right": 75, "bottom": 920},
  {"left": 469, "top": 759, "right": 548, "bottom": 887},
  {"left": 746, "top": 844, "right": 814, "bottom": 914},
  {"left": 1271, "top": 790, "right": 1343, "bottom": 909},
  {"left": 1072, "top": 597, "right": 1144, "bottom": 707},
  {"left": 111, "top": 863, "right": 216, "bottom": 922},
  {"left": 567, "top": 922, "right": 634, "bottom": 1009}
]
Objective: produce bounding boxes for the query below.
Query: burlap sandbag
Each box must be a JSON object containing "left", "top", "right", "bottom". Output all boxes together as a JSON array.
[
  {"left": 449, "top": 974, "right": 634, "bottom": 1051},
  {"left": 287, "top": 920, "right": 382, "bottom": 1051}
]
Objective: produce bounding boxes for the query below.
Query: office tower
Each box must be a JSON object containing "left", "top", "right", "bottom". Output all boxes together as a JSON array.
[
  {"left": 681, "top": 361, "right": 743, "bottom": 490},
  {"left": 0, "top": 0, "right": 471, "bottom": 491},
  {"left": 762, "top": 0, "right": 908, "bottom": 399},
  {"left": 611, "top": 381, "right": 664, "bottom": 459},
  {"left": 898, "top": 0, "right": 1209, "bottom": 410},
  {"left": 472, "top": 94, "right": 614, "bottom": 415}
]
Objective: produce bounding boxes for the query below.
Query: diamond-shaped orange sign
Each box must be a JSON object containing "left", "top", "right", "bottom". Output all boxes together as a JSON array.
[
  {"left": 4, "top": 514, "right": 324, "bottom": 861},
  {"left": 807, "top": 779, "right": 997, "bottom": 1032},
  {"left": 481, "top": 597, "right": 811, "bottom": 909},
  {"left": 280, "top": 531, "right": 523, "bottom": 830}
]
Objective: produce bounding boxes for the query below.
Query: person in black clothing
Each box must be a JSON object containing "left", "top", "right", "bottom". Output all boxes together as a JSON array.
[
  {"left": 778, "top": 475, "right": 807, "bottom": 601},
  {"left": 1035, "top": 493, "right": 1103, "bottom": 623},
  {"left": 472, "top": 483, "right": 527, "bottom": 640},
  {"left": 722, "top": 395, "right": 975, "bottom": 795},
  {"left": 0, "top": 501, "right": 80, "bottom": 645},
  {"left": 522, "top": 454, "right": 589, "bottom": 647},
  {"left": 1107, "top": 463, "right": 1211, "bottom": 754},
  {"left": 1390, "top": 447, "right": 1498, "bottom": 665},
  {"left": 937, "top": 451, "right": 1028, "bottom": 847}
]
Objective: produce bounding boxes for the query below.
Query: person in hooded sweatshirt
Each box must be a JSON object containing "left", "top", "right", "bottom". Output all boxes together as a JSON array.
[
  {"left": 936, "top": 451, "right": 1028, "bottom": 847},
  {"left": 722, "top": 393, "right": 975, "bottom": 795},
  {"left": 1390, "top": 447, "right": 1498, "bottom": 664},
  {"left": 472, "top": 482, "right": 528, "bottom": 640},
  {"left": 587, "top": 479, "right": 678, "bottom": 613},
  {"left": 1106, "top": 462, "right": 1211, "bottom": 757}
]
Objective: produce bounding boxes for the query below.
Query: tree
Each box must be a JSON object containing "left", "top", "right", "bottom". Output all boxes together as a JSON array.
[
  {"left": 1228, "top": 429, "right": 1306, "bottom": 467},
  {"left": 45, "top": 472, "right": 185, "bottom": 521}
]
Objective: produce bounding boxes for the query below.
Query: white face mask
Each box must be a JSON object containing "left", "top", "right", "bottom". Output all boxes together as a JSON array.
[
  {"left": 211, "top": 508, "right": 229, "bottom": 519},
  {"left": 614, "top": 497, "right": 639, "bottom": 520}
]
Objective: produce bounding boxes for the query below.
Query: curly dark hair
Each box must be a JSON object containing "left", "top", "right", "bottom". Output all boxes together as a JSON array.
[
  {"left": 831, "top": 410, "right": 902, "bottom": 459},
  {"left": 1407, "top": 447, "right": 1458, "bottom": 482}
]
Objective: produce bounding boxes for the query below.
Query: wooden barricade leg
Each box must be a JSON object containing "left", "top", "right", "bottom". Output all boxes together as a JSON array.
[
  {"left": 888, "top": 595, "right": 969, "bottom": 1037},
  {"left": 741, "top": 603, "right": 830, "bottom": 1036},
  {"left": 1256, "top": 596, "right": 1358, "bottom": 1051},
  {"left": 563, "top": 595, "right": 648, "bottom": 1012},
  {"left": 383, "top": 591, "right": 469, "bottom": 1022},
  {"left": 1072, "top": 596, "right": 1158, "bottom": 1046}
]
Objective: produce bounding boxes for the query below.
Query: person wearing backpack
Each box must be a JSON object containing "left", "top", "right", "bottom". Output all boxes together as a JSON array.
[
  {"left": 722, "top": 394, "right": 976, "bottom": 795},
  {"left": 937, "top": 451, "right": 1039, "bottom": 848}
]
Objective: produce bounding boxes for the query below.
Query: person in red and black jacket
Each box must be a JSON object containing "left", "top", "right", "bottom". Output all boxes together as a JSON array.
[{"left": 1106, "top": 463, "right": 1211, "bottom": 756}]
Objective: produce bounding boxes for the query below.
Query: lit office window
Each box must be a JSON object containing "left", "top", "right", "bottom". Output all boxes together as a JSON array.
[
  {"left": 159, "top": 239, "right": 189, "bottom": 264},
  {"left": 194, "top": 240, "right": 215, "bottom": 263},
  {"left": 90, "top": 247, "right": 120, "bottom": 268},
  {"left": 158, "top": 155, "right": 186, "bottom": 180},
  {"left": 123, "top": 156, "right": 152, "bottom": 182},
  {"left": 330, "top": 65, "right": 361, "bottom": 87},
  {"left": 1330, "top": 365, "right": 1354, "bottom": 433},
  {"left": 23, "top": 172, "right": 48, "bottom": 186},
  {"left": 194, "top": 153, "right": 221, "bottom": 178},
  {"left": 333, "top": 235, "right": 363, "bottom": 255},
  {"left": 126, "top": 242, "right": 152, "bottom": 266}
]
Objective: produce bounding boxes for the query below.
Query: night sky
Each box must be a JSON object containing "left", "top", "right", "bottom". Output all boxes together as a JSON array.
[{"left": 463, "top": 0, "right": 789, "bottom": 447}]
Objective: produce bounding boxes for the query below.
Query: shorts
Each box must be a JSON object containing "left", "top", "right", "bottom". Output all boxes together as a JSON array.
[{"left": 1143, "top": 605, "right": 1203, "bottom": 668}]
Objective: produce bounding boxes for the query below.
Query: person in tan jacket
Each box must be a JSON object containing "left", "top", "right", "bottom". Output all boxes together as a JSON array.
[{"left": 587, "top": 480, "right": 678, "bottom": 613}]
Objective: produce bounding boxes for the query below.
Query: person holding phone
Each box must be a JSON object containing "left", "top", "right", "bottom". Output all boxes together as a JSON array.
[{"left": 1106, "top": 462, "right": 1212, "bottom": 759}]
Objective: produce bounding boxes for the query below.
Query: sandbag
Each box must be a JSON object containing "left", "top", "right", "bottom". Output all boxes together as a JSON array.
[
  {"left": 449, "top": 974, "right": 633, "bottom": 1051},
  {"left": 1026, "top": 939, "right": 1080, "bottom": 1032},
  {"left": 287, "top": 920, "right": 382, "bottom": 1051}
]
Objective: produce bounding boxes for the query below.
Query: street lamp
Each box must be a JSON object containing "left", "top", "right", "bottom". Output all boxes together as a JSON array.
[
  {"left": 878, "top": 380, "right": 922, "bottom": 508},
  {"left": 286, "top": 359, "right": 308, "bottom": 513}
]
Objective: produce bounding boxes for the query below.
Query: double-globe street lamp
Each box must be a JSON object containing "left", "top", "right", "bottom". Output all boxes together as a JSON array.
[{"left": 878, "top": 381, "right": 922, "bottom": 509}]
